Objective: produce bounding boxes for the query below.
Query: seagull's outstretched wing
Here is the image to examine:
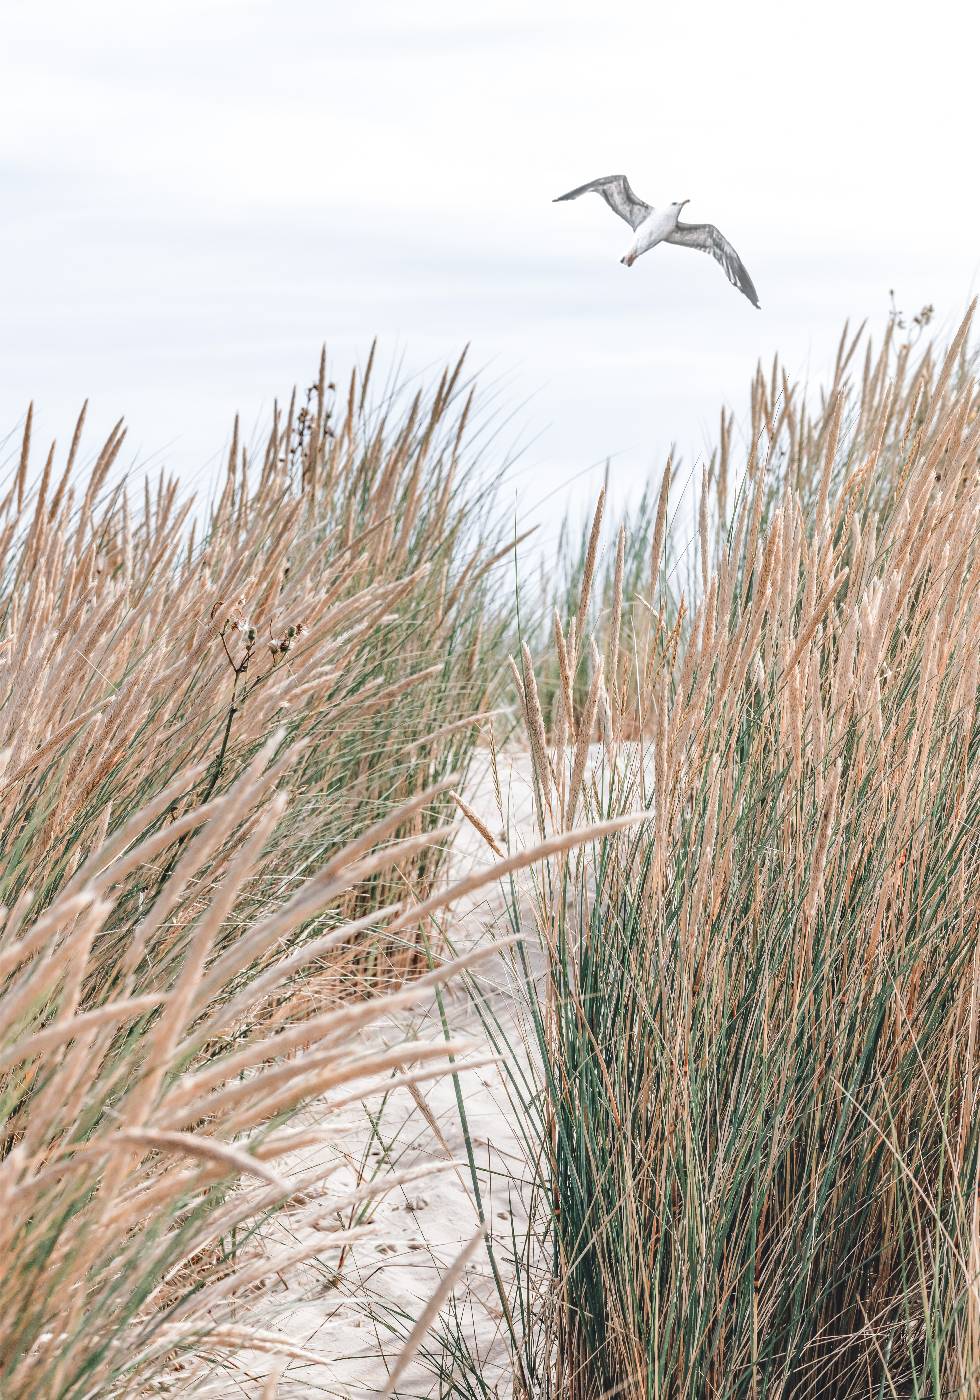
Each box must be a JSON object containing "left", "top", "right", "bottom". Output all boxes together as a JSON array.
[
  {"left": 665, "top": 222, "right": 761, "bottom": 308},
  {"left": 553, "top": 174, "right": 651, "bottom": 231}
]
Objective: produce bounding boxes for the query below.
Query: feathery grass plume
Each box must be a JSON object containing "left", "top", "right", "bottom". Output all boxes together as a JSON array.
[
  {"left": 576, "top": 486, "right": 605, "bottom": 633},
  {"left": 552, "top": 609, "right": 575, "bottom": 751},
  {"left": 450, "top": 788, "right": 505, "bottom": 858},
  {"left": 608, "top": 524, "right": 626, "bottom": 735},
  {"left": 450, "top": 306, "right": 980, "bottom": 1400}
]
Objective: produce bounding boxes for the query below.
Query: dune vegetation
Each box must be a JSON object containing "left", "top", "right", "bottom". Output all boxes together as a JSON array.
[
  {"left": 3, "top": 306, "right": 980, "bottom": 1398},
  {"left": 458, "top": 305, "right": 980, "bottom": 1400},
  {"left": 0, "top": 354, "right": 524, "bottom": 1397}
]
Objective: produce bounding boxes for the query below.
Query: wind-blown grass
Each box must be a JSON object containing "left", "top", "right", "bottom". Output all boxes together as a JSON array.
[
  {"left": 454, "top": 307, "right": 980, "bottom": 1399},
  {"left": 0, "top": 752, "right": 482, "bottom": 1396},
  {"left": 0, "top": 348, "right": 507, "bottom": 1001},
  {"left": 0, "top": 349, "right": 516, "bottom": 1394},
  {"left": 11, "top": 305, "right": 980, "bottom": 1398}
]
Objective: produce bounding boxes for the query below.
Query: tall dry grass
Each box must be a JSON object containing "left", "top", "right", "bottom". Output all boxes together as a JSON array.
[
  {"left": 0, "top": 348, "right": 507, "bottom": 1001},
  {"left": 0, "top": 752, "right": 487, "bottom": 1395},
  {"left": 12, "top": 300, "right": 980, "bottom": 1398},
  {"left": 1, "top": 729, "right": 642, "bottom": 1395},
  {"left": 0, "top": 350, "right": 521, "bottom": 1394},
  {"left": 456, "top": 307, "right": 980, "bottom": 1399}
]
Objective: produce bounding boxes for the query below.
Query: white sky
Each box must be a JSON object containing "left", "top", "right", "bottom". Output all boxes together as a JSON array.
[{"left": 2, "top": 0, "right": 979, "bottom": 527}]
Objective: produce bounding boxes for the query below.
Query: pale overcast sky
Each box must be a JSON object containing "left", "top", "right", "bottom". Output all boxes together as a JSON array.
[{"left": 2, "top": 0, "right": 978, "bottom": 524}]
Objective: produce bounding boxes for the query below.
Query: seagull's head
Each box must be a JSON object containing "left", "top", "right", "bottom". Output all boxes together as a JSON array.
[{"left": 672, "top": 199, "right": 690, "bottom": 211}]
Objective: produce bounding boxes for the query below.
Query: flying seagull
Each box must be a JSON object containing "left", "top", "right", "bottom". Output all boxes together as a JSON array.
[{"left": 554, "top": 174, "right": 760, "bottom": 309}]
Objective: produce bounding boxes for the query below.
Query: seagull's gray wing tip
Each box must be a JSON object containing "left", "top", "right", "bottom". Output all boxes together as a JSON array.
[
  {"left": 667, "top": 221, "right": 761, "bottom": 308},
  {"left": 551, "top": 176, "right": 651, "bottom": 228}
]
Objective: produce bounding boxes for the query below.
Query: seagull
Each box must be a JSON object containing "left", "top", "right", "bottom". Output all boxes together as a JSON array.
[{"left": 554, "top": 174, "right": 760, "bottom": 309}]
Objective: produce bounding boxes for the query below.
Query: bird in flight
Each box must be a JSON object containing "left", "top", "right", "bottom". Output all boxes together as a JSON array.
[{"left": 554, "top": 174, "right": 760, "bottom": 309}]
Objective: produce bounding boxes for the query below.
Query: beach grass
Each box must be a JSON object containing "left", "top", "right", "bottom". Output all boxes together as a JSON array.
[
  {"left": 447, "top": 306, "right": 980, "bottom": 1399},
  {"left": 0, "top": 350, "right": 514, "bottom": 1395},
  {"left": 7, "top": 306, "right": 980, "bottom": 1398}
]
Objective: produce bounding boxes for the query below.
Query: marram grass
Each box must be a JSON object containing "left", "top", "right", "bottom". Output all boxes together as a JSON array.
[
  {"left": 443, "top": 307, "right": 980, "bottom": 1400},
  {"left": 8, "top": 308, "right": 980, "bottom": 1399},
  {"left": 0, "top": 347, "right": 506, "bottom": 1001},
  {"left": 0, "top": 350, "right": 517, "bottom": 1396}
]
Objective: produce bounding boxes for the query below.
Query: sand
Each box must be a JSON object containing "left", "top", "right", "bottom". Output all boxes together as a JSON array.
[{"left": 186, "top": 749, "right": 539, "bottom": 1399}]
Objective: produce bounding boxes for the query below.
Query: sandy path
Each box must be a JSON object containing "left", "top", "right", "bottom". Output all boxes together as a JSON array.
[{"left": 190, "top": 750, "right": 538, "bottom": 1399}]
